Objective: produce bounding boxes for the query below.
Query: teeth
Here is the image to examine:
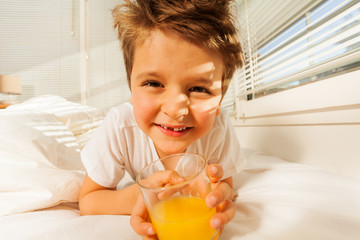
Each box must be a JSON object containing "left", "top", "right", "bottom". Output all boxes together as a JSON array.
[
  {"left": 174, "top": 127, "right": 187, "bottom": 131},
  {"left": 160, "top": 125, "right": 187, "bottom": 131}
]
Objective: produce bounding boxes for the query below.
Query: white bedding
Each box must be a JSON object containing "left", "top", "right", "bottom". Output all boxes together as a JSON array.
[{"left": 1, "top": 96, "right": 359, "bottom": 240}]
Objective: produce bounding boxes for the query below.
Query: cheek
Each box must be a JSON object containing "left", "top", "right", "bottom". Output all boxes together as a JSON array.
[
  {"left": 189, "top": 96, "right": 221, "bottom": 116},
  {"left": 189, "top": 97, "right": 221, "bottom": 133},
  {"left": 191, "top": 105, "right": 217, "bottom": 132},
  {"left": 131, "top": 92, "right": 156, "bottom": 124}
]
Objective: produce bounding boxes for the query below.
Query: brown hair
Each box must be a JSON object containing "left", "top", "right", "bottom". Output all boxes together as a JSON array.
[{"left": 112, "top": 0, "right": 244, "bottom": 96}]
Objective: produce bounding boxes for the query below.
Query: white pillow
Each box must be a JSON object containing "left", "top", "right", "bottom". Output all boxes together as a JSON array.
[
  {"left": 7, "top": 95, "right": 105, "bottom": 138},
  {"left": 0, "top": 111, "right": 85, "bottom": 216}
]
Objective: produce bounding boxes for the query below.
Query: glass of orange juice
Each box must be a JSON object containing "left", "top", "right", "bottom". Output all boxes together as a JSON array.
[{"left": 136, "top": 153, "right": 219, "bottom": 240}]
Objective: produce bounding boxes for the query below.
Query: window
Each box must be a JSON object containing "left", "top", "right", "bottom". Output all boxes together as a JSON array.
[
  {"left": 0, "top": 0, "right": 81, "bottom": 102},
  {"left": 0, "top": 0, "right": 130, "bottom": 111},
  {"left": 86, "top": 0, "right": 130, "bottom": 110},
  {"left": 237, "top": 0, "right": 360, "bottom": 101}
]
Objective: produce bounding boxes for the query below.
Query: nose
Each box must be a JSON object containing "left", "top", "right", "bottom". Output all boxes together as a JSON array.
[{"left": 161, "top": 90, "right": 189, "bottom": 119}]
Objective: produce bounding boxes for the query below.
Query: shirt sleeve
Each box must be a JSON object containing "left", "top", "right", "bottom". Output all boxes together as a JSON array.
[{"left": 81, "top": 107, "right": 126, "bottom": 188}]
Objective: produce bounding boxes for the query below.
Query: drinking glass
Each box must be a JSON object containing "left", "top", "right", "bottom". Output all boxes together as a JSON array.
[{"left": 136, "top": 153, "right": 219, "bottom": 240}]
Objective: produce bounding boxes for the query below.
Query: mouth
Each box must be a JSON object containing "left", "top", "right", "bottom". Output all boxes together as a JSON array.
[
  {"left": 154, "top": 123, "right": 192, "bottom": 135},
  {"left": 158, "top": 124, "right": 187, "bottom": 131}
]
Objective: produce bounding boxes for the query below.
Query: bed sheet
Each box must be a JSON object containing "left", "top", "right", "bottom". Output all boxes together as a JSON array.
[
  {"left": 1, "top": 96, "right": 359, "bottom": 239},
  {"left": 1, "top": 151, "right": 359, "bottom": 240}
]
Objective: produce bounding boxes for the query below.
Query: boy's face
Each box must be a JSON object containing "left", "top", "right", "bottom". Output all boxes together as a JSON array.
[{"left": 130, "top": 30, "right": 223, "bottom": 158}]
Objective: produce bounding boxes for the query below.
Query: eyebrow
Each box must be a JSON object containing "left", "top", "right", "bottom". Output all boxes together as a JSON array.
[
  {"left": 192, "top": 77, "right": 214, "bottom": 86},
  {"left": 134, "top": 72, "right": 160, "bottom": 80},
  {"left": 134, "top": 71, "right": 216, "bottom": 85}
]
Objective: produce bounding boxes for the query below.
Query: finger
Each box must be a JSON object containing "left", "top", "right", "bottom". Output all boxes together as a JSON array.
[
  {"left": 206, "top": 181, "right": 233, "bottom": 208},
  {"left": 143, "top": 170, "right": 186, "bottom": 200},
  {"left": 206, "top": 164, "right": 224, "bottom": 183},
  {"left": 157, "top": 182, "right": 185, "bottom": 200},
  {"left": 160, "top": 170, "right": 185, "bottom": 186},
  {"left": 141, "top": 170, "right": 185, "bottom": 188},
  {"left": 130, "top": 196, "right": 156, "bottom": 237},
  {"left": 210, "top": 199, "right": 236, "bottom": 229}
]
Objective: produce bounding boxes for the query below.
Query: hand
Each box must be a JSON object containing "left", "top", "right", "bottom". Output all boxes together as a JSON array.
[
  {"left": 130, "top": 170, "right": 184, "bottom": 239},
  {"left": 130, "top": 165, "right": 236, "bottom": 238},
  {"left": 206, "top": 164, "right": 236, "bottom": 232},
  {"left": 131, "top": 195, "right": 157, "bottom": 240}
]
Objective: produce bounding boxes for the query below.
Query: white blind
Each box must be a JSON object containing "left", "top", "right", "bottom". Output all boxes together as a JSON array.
[
  {"left": 221, "top": 0, "right": 319, "bottom": 114},
  {"left": 236, "top": 0, "right": 360, "bottom": 102},
  {"left": 237, "top": 0, "right": 321, "bottom": 47},
  {"left": 0, "top": 0, "right": 81, "bottom": 103},
  {"left": 221, "top": 79, "right": 236, "bottom": 114},
  {"left": 86, "top": 0, "right": 130, "bottom": 111}
]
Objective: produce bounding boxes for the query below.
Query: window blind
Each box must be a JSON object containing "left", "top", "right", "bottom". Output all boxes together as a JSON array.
[
  {"left": 86, "top": 0, "right": 130, "bottom": 111},
  {"left": 241, "top": 0, "right": 323, "bottom": 47},
  {"left": 0, "top": 0, "right": 240, "bottom": 113},
  {"left": 220, "top": 79, "right": 235, "bottom": 114},
  {"left": 0, "top": 0, "right": 81, "bottom": 103},
  {"left": 236, "top": 0, "right": 360, "bottom": 102}
]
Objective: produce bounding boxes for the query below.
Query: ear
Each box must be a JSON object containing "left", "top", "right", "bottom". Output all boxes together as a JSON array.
[{"left": 215, "top": 105, "right": 221, "bottom": 116}]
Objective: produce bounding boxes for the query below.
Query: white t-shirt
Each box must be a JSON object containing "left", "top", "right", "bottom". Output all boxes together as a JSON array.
[{"left": 81, "top": 102, "right": 246, "bottom": 188}]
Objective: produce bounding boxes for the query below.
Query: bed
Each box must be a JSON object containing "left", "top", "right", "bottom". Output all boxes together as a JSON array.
[{"left": 1, "top": 95, "right": 359, "bottom": 240}]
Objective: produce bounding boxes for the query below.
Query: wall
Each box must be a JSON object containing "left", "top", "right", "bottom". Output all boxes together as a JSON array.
[{"left": 233, "top": 69, "right": 360, "bottom": 180}]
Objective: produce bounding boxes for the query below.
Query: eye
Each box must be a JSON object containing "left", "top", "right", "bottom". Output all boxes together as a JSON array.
[
  {"left": 189, "top": 86, "right": 211, "bottom": 94},
  {"left": 141, "top": 80, "right": 164, "bottom": 88}
]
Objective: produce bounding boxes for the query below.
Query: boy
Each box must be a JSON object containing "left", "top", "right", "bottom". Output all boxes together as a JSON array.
[{"left": 79, "top": 0, "right": 246, "bottom": 239}]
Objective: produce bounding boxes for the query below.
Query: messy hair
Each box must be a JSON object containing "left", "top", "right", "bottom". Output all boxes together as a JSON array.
[{"left": 112, "top": 0, "right": 244, "bottom": 96}]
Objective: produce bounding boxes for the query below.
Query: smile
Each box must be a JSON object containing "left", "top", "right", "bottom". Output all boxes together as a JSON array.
[
  {"left": 159, "top": 124, "right": 188, "bottom": 132},
  {"left": 154, "top": 123, "right": 192, "bottom": 136}
]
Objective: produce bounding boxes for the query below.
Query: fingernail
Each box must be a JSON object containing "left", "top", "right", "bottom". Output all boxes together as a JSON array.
[
  {"left": 211, "top": 165, "right": 219, "bottom": 174},
  {"left": 207, "top": 196, "right": 217, "bottom": 207},
  {"left": 211, "top": 218, "right": 221, "bottom": 229},
  {"left": 147, "top": 227, "right": 155, "bottom": 235}
]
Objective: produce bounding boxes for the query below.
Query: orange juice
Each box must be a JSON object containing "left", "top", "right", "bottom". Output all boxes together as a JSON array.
[{"left": 149, "top": 196, "right": 218, "bottom": 240}]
